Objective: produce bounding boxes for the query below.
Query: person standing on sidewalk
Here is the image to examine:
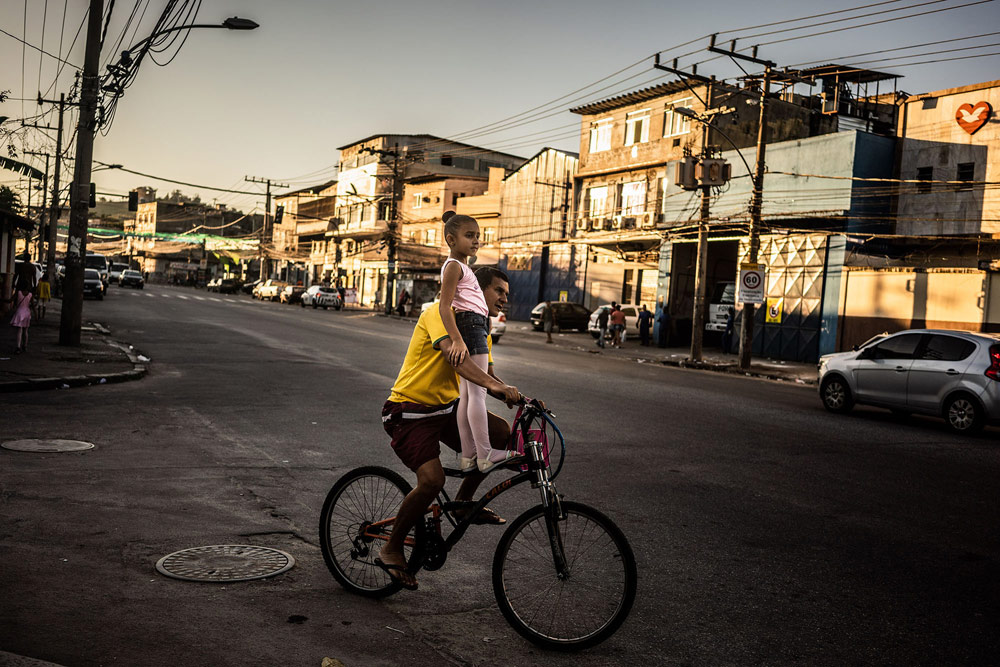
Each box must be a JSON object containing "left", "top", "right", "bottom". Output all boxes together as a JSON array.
[
  {"left": 542, "top": 301, "right": 555, "bottom": 344},
  {"left": 34, "top": 272, "right": 51, "bottom": 321},
  {"left": 637, "top": 305, "right": 653, "bottom": 346},
  {"left": 657, "top": 303, "right": 670, "bottom": 348},
  {"left": 609, "top": 305, "right": 626, "bottom": 348},
  {"left": 596, "top": 306, "right": 610, "bottom": 348}
]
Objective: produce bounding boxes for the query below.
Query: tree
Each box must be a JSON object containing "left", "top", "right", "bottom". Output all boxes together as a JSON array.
[{"left": 0, "top": 184, "right": 22, "bottom": 214}]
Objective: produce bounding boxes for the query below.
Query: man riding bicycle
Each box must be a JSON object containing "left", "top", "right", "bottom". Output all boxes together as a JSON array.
[{"left": 378, "top": 266, "right": 522, "bottom": 590}]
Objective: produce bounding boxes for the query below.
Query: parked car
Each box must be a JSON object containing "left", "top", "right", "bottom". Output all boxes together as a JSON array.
[
  {"left": 588, "top": 304, "right": 641, "bottom": 339},
  {"left": 206, "top": 277, "right": 222, "bottom": 292},
  {"left": 216, "top": 278, "right": 242, "bottom": 294},
  {"left": 420, "top": 299, "right": 506, "bottom": 342},
  {"left": 241, "top": 278, "right": 263, "bottom": 295},
  {"left": 118, "top": 269, "right": 144, "bottom": 289},
  {"left": 529, "top": 301, "right": 591, "bottom": 332},
  {"left": 108, "top": 262, "right": 130, "bottom": 284},
  {"left": 279, "top": 285, "right": 307, "bottom": 304},
  {"left": 301, "top": 285, "right": 343, "bottom": 310},
  {"left": 83, "top": 269, "right": 104, "bottom": 300},
  {"left": 818, "top": 328, "right": 1000, "bottom": 434},
  {"left": 253, "top": 279, "right": 287, "bottom": 301}
]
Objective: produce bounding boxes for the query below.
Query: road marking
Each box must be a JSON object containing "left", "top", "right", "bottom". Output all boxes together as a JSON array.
[
  {"left": 193, "top": 296, "right": 205, "bottom": 301},
  {"left": 209, "top": 297, "right": 222, "bottom": 302},
  {"left": 146, "top": 292, "right": 156, "bottom": 297},
  {"left": 177, "top": 295, "right": 189, "bottom": 300}
]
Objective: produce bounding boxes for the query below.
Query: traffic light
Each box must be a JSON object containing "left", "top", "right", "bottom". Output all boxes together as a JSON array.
[
  {"left": 128, "top": 190, "right": 138, "bottom": 211},
  {"left": 89, "top": 182, "right": 96, "bottom": 208}
]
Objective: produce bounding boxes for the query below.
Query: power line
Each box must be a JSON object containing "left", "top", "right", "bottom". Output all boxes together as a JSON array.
[
  {"left": 93, "top": 161, "right": 263, "bottom": 194},
  {"left": 0, "top": 25, "right": 81, "bottom": 70}
]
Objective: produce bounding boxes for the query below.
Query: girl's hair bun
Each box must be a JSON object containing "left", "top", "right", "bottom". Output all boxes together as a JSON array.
[{"left": 442, "top": 210, "right": 456, "bottom": 223}]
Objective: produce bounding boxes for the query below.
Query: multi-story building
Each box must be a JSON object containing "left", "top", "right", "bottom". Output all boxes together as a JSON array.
[
  {"left": 273, "top": 181, "right": 337, "bottom": 285},
  {"left": 330, "top": 134, "right": 524, "bottom": 307}
]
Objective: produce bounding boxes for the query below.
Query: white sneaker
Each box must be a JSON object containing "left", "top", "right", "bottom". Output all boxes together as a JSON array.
[
  {"left": 477, "top": 451, "right": 526, "bottom": 473},
  {"left": 459, "top": 456, "right": 477, "bottom": 473}
]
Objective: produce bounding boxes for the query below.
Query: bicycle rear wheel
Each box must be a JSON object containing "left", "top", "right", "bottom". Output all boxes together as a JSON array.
[
  {"left": 319, "top": 466, "right": 419, "bottom": 598},
  {"left": 492, "top": 501, "right": 637, "bottom": 651}
]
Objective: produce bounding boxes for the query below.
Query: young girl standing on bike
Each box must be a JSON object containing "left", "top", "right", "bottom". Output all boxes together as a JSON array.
[{"left": 439, "top": 211, "right": 521, "bottom": 473}]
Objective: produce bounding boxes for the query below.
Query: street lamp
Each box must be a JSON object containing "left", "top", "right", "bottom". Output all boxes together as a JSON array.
[{"left": 60, "top": 6, "right": 260, "bottom": 347}]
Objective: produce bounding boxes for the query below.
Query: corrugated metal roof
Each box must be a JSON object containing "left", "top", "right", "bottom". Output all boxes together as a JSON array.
[{"left": 569, "top": 80, "right": 692, "bottom": 115}]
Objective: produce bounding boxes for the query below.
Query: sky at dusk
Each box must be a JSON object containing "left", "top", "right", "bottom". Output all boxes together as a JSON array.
[{"left": 2, "top": 0, "right": 999, "bottom": 215}]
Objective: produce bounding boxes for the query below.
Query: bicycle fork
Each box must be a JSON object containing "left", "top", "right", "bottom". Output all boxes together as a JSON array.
[{"left": 527, "top": 440, "right": 570, "bottom": 579}]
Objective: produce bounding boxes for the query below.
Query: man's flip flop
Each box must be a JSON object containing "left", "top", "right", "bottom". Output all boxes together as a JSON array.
[{"left": 373, "top": 558, "right": 418, "bottom": 591}]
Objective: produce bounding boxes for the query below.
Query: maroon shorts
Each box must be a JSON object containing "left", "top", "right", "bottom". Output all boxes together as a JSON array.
[{"left": 382, "top": 399, "right": 461, "bottom": 471}]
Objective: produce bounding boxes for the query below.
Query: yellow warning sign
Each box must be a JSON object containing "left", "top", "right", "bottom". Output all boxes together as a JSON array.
[{"left": 766, "top": 297, "right": 783, "bottom": 323}]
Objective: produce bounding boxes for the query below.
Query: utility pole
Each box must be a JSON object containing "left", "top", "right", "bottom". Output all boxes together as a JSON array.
[
  {"left": 24, "top": 151, "right": 50, "bottom": 264},
  {"left": 245, "top": 176, "right": 289, "bottom": 281},
  {"left": 360, "top": 144, "right": 418, "bottom": 315},
  {"left": 59, "top": 0, "right": 102, "bottom": 346},
  {"left": 25, "top": 93, "right": 67, "bottom": 282}
]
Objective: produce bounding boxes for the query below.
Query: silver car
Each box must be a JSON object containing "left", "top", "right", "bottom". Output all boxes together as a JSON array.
[{"left": 818, "top": 329, "right": 1000, "bottom": 434}]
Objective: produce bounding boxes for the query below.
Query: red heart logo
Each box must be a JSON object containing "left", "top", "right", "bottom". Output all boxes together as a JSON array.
[{"left": 955, "top": 101, "right": 991, "bottom": 134}]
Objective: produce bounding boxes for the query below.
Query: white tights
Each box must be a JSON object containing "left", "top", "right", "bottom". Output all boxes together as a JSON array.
[{"left": 457, "top": 354, "right": 500, "bottom": 462}]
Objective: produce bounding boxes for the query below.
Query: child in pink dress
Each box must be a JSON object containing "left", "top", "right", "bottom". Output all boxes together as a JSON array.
[
  {"left": 10, "top": 289, "right": 32, "bottom": 353},
  {"left": 439, "top": 211, "right": 522, "bottom": 473}
]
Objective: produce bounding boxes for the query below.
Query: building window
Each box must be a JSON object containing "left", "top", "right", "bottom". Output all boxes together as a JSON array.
[
  {"left": 426, "top": 228, "right": 437, "bottom": 246},
  {"left": 957, "top": 162, "right": 975, "bottom": 191},
  {"left": 441, "top": 155, "right": 452, "bottom": 166},
  {"left": 916, "top": 166, "right": 933, "bottom": 194},
  {"left": 413, "top": 193, "right": 423, "bottom": 209},
  {"left": 482, "top": 227, "right": 495, "bottom": 244},
  {"left": 378, "top": 202, "right": 391, "bottom": 220},
  {"left": 621, "top": 181, "right": 646, "bottom": 215},
  {"left": 589, "top": 118, "right": 613, "bottom": 153},
  {"left": 664, "top": 98, "right": 692, "bottom": 137},
  {"left": 588, "top": 185, "right": 609, "bottom": 217},
  {"left": 624, "top": 110, "right": 650, "bottom": 146}
]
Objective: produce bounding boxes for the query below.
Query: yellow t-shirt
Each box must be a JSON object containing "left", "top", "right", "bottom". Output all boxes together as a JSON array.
[
  {"left": 388, "top": 306, "right": 493, "bottom": 406},
  {"left": 38, "top": 281, "right": 51, "bottom": 300}
]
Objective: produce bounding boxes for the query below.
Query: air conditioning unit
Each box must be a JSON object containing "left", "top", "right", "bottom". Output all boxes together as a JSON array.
[
  {"left": 611, "top": 216, "right": 623, "bottom": 230},
  {"left": 639, "top": 212, "right": 654, "bottom": 228},
  {"left": 591, "top": 218, "right": 605, "bottom": 231},
  {"left": 576, "top": 218, "right": 589, "bottom": 231}
]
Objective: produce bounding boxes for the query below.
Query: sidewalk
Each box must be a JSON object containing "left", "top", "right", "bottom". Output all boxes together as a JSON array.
[{"left": 0, "top": 300, "right": 147, "bottom": 392}]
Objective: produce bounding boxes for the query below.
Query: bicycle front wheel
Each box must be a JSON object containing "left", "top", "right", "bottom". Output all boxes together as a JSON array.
[
  {"left": 319, "top": 466, "right": 419, "bottom": 598},
  {"left": 492, "top": 501, "right": 637, "bottom": 651}
]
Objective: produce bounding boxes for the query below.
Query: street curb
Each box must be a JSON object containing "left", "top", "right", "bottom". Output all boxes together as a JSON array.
[
  {"left": 0, "top": 326, "right": 148, "bottom": 394},
  {"left": 657, "top": 356, "right": 817, "bottom": 385}
]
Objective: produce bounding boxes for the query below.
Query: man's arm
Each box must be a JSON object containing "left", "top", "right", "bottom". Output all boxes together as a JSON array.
[{"left": 440, "top": 338, "right": 519, "bottom": 403}]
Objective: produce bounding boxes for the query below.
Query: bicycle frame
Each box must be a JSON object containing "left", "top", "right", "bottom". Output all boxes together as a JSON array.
[{"left": 360, "top": 401, "right": 569, "bottom": 571}]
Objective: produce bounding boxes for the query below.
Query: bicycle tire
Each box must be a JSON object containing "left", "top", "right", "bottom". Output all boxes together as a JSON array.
[
  {"left": 492, "top": 501, "right": 637, "bottom": 651},
  {"left": 319, "top": 465, "right": 421, "bottom": 598}
]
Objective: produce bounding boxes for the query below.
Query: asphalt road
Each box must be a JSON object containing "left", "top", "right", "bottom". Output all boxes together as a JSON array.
[{"left": 2, "top": 284, "right": 999, "bottom": 666}]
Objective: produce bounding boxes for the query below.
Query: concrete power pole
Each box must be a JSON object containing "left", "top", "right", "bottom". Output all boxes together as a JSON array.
[
  {"left": 245, "top": 176, "right": 289, "bottom": 281},
  {"left": 59, "top": 0, "right": 102, "bottom": 347}
]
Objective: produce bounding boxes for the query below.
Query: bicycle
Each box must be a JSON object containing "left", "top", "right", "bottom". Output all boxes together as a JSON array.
[{"left": 319, "top": 397, "right": 637, "bottom": 651}]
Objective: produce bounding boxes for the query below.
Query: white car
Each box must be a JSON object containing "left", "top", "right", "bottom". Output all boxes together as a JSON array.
[
  {"left": 420, "top": 300, "right": 506, "bottom": 343},
  {"left": 301, "top": 285, "right": 342, "bottom": 310},
  {"left": 588, "top": 304, "right": 641, "bottom": 340}
]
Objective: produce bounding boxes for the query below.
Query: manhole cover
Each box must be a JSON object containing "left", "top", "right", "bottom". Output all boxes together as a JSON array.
[
  {"left": 1, "top": 439, "right": 95, "bottom": 453},
  {"left": 155, "top": 545, "right": 295, "bottom": 583}
]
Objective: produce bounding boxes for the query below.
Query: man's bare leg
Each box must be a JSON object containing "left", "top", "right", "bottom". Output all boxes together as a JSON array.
[{"left": 379, "top": 458, "right": 444, "bottom": 589}]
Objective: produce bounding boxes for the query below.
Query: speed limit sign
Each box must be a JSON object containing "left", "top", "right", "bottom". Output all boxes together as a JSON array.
[{"left": 738, "top": 263, "right": 765, "bottom": 304}]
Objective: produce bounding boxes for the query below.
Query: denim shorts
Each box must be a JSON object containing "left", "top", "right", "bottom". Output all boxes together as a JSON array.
[{"left": 455, "top": 311, "right": 490, "bottom": 356}]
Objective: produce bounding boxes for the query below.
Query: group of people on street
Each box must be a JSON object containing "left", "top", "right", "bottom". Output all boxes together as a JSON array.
[
  {"left": 594, "top": 302, "right": 664, "bottom": 348},
  {"left": 3, "top": 252, "right": 51, "bottom": 354}
]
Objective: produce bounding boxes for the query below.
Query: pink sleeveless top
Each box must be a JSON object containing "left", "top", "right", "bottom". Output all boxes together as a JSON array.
[{"left": 442, "top": 258, "right": 488, "bottom": 316}]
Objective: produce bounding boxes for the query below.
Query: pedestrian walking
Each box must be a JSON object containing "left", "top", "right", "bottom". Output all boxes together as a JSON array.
[
  {"left": 542, "top": 301, "right": 555, "bottom": 343},
  {"left": 609, "top": 305, "right": 626, "bottom": 348},
  {"left": 596, "top": 306, "right": 610, "bottom": 348},
  {"left": 657, "top": 303, "right": 670, "bottom": 348},
  {"left": 396, "top": 288, "right": 410, "bottom": 317},
  {"left": 9, "top": 287, "right": 32, "bottom": 353},
  {"left": 637, "top": 304, "right": 653, "bottom": 346},
  {"left": 34, "top": 272, "right": 51, "bottom": 321},
  {"left": 721, "top": 306, "right": 735, "bottom": 354}
]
